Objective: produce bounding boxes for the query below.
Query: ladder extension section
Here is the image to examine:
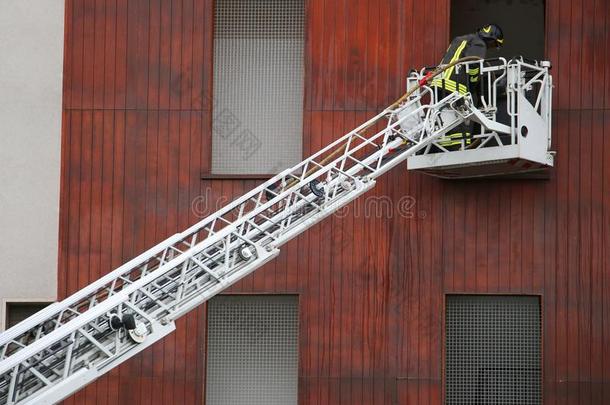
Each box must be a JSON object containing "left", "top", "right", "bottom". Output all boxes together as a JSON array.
[{"left": 0, "top": 59, "right": 550, "bottom": 404}]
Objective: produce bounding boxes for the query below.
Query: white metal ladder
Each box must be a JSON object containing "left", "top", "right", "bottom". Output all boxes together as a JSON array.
[{"left": 0, "top": 60, "right": 550, "bottom": 405}]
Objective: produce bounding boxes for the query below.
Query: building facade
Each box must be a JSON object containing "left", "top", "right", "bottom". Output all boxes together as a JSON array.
[
  {"left": 0, "top": 0, "right": 64, "bottom": 330},
  {"left": 6, "top": 0, "right": 608, "bottom": 403}
]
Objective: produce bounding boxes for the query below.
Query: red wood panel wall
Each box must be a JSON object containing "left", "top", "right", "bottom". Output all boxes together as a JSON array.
[{"left": 59, "top": 0, "right": 610, "bottom": 403}]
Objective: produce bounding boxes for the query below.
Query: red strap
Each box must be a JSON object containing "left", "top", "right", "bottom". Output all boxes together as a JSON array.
[{"left": 418, "top": 71, "right": 434, "bottom": 86}]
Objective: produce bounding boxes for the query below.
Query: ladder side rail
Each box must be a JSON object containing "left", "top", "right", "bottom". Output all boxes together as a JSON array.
[
  {"left": 166, "top": 105, "right": 396, "bottom": 251},
  {"left": 163, "top": 175, "right": 380, "bottom": 320},
  {"left": 0, "top": 235, "right": 191, "bottom": 360},
  {"left": 270, "top": 104, "right": 470, "bottom": 247},
  {"left": 1, "top": 83, "right": 473, "bottom": 404},
  {"left": 137, "top": 93, "right": 470, "bottom": 320},
  {"left": 0, "top": 233, "right": 184, "bottom": 347},
  {"left": 292, "top": 92, "right": 464, "bottom": 181},
  {"left": 59, "top": 90, "right": 462, "bottom": 330},
  {"left": 0, "top": 103, "right": 396, "bottom": 359},
  {"left": 0, "top": 86, "right": 452, "bottom": 373},
  {"left": 0, "top": 235, "right": 269, "bottom": 403},
  {"left": 0, "top": 222, "right": 233, "bottom": 354},
  {"left": 5, "top": 113, "right": 408, "bottom": 400},
  {"left": 177, "top": 105, "right": 394, "bottom": 235},
  {"left": 0, "top": 97, "right": 422, "bottom": 376},
  {"left": 255, "top": 92, "right": 470, "bottom": 248}
]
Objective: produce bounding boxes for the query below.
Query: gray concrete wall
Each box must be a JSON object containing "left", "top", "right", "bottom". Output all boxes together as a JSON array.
[{"left": 0, "top": 0, "right": 65, "bottom": 329}]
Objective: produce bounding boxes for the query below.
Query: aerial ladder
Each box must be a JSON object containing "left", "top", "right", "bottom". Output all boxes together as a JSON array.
[{"left": 0, "top": 57, "right": 553, "bottom": 404}]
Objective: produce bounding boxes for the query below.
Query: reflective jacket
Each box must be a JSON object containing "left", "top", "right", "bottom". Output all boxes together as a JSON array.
[{"left": 431, "top": 33, "right": 487, "bottom": 94}]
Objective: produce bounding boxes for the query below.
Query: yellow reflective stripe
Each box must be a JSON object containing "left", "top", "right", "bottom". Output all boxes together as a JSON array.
[
  {"left": 439, "top": 139, "right": 464, "bottom": 146},
  {"left": 443, "top": 82, "right": 457, "bottom": 91},
  {"left": 468, "top": 65, "right": 479, "bottom": 85},
  {"left": 438, "top": 132, "right": 472, "bottom": 147},
  {"left": 431, "top": 79, "right": 456, "bottom": 91},
  {"left": 431, "top": 79, "right": 468, "bottom": 94},
  {"left": 443, "top": 40, "right": 468, "bottom": 80}
]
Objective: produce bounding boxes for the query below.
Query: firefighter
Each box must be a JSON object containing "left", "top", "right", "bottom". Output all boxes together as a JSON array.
[{"left": 432, "top": 24, "right": 504, "bottom": 150}]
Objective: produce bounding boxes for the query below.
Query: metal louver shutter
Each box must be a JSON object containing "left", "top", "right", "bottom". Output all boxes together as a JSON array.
[
  {"left": 212, "top": 0, "right": 304, "bottom": 175},
  {"left": 445, "top": 295, "right": 542, "bottom": 404},
  {"left": 206, "top": 295, "right": 298, "bottom": 405}
]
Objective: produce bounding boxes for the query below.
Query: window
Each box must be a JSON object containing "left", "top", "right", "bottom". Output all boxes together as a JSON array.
[
  {"left": 4, "top": 302, "right": 51, "bottom": 330},
  {"left": 450, "top": 0, "right": 545, "bottom": 61},
  {"left": 212, "top": 0, "right": 305, "bottom": 175},
  {"left": 445, "top": 295, "right": 542, "bottom": 404},
  {"left": 206, "top": 295, "right": 298, "bottom": 404}
]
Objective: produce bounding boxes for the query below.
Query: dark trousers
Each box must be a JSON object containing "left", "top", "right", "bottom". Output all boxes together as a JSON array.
[{"left": 434, "top": 87, "right": 472, "bottom": 150}]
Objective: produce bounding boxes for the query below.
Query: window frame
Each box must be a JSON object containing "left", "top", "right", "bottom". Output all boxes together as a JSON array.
[{"left": 2, "top": 299, "right": 54, "bottom": 331}]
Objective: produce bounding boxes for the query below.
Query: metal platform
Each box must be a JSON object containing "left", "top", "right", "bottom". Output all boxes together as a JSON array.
[
  {"left": 408, "top": 145, "right": 555, "bottom": 179},
  {"left": 406, "top": 58, "right": 554, "bottom": 179}
]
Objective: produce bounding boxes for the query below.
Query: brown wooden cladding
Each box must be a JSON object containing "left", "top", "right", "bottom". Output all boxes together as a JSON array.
[{"left": 59, "top": 0, "right": 610, "bottom": 403}]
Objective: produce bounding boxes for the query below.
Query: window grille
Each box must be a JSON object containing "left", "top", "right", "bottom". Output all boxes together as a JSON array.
[
  {"left": 212, "top": 0, "right": 305, "bottom": 175},
  {"left": 445, "top": 295, "right": 542, "bottom": 404},
  {"left": 206, "top": 295, "right": 298, "bottom": 404}
]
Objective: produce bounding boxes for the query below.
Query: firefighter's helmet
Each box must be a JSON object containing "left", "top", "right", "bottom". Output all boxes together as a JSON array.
[{"left": 478, "top": 24, "right": 504, "bottom": 48}]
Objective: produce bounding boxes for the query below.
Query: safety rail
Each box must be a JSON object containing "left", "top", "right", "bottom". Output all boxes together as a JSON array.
[
  {"left": 410, "top": 57, "right": 552, "bottom": 154},
  {"left": 406, "top": 58, "right": 554, "bottom": 179}
]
